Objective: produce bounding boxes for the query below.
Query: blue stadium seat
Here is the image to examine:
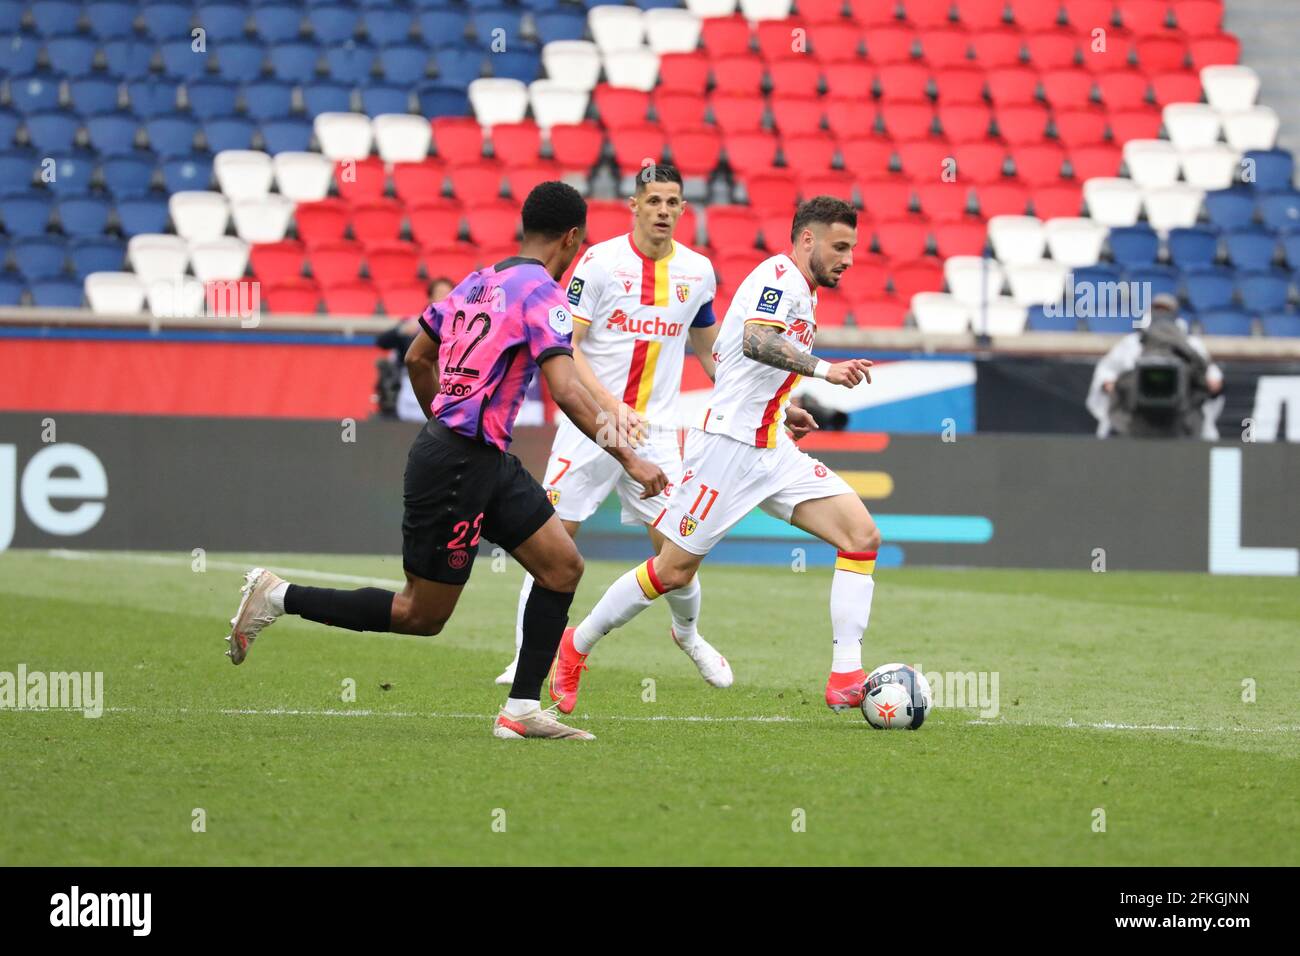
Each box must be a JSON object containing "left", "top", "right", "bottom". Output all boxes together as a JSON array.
[
  {"left": 1, "top": 32, "right": 44, "bottom": 75},
  {"left": 1, "top": 194, "right": 53, "bottom": 236},
  {"left": 102, "top": 152, "right": 157, "bottom": 197},
  {"left": 326, "top": 42, "right": 378, "bottom": 85},
  {"left": 493, "top": 46, "right": 541, "bottom": 84},
  {"left": 1260, "top": 310, "right": 1300, "bottom": 337},
  {"left": 0, "top": 108, "right": 17, "bottom": 147},
  {"left": 161, "top": 152, "right": 213, "bottom": 192},
  {"left": 12, "top": 236, "right": 66, "bottom": 281},
  {"left": 1183, "top": 264, "right": 1235, "bottom": 312},
  {"left": 261, "top": 117, "right": 312, "bottom": 153},
  {"left": 1126, "top": 264, "right": 1180, "bottom": 301},
  {"left": 58, "top": 195, "right": 112, "bottom": 237},
  {"left": 216, "top": 42, "right": 267, "bottom": 82},
  {"left": 198, "top": 3, "right": 250, "bottom": 44},
  {"left": 1025, "top": 304, "right": 1079, "bottom": 332},
  {"left": 471, "top": 7, "right": 524, "bottom": 43},
  {"left": 0, "top": 273, "right": 24, "bottom": 305},
  {"left": 363, "top": 8, "right": 414, "bottom": 45},
  {"left": 1108, "top": 225, "right": 1158, "bottom": 267},
  {"left": 45, "top": 151, "right": 96, "bottom": 196},
  {"left": 187, "top": 78, "right": 240, "bottom": 120},
  {"left": 85, "top": 2, "right": 137, "bottom": 40},
  {"left": 1256, "top": 189, "right": 1300, "bottom": 232},
  {"left": 1203, "top": 187, "right": 1255, "bottom": 231},
  {"left": 1224, "top": 226, "right": 1278, "bottom": 270},
  {"left": 69, "top": 75, "right": 122, "bottom": 115},
  {"left": 1237, "top": 270, "right": 1291, "bottom": 314},
  {"left": 270, "top": 42, "right": 321, "bottom": 83},
  {"left": 70, "top": 236, "right": 126, "bottom": 277},
  {"left": 309, "top": 4, "right": 361, "bottom": 44},
  {"left": 302, "top": 80, "right": 353, "bottom": 115},
  {"left": 204, "top": 115, "right": 258, "bottom": 152},
  {"left": 1167, "top": 225, "right": 1220, "bottom": 268},
  {"left": 9, "top": 73, "right": 62, "bottom": 114},
  {"left": 535, "top": 9, "right": 588, "bottom": 44},
  {"left": 416, "top": 9, "right": 469, "bottom": 45},
  {"left": 30, "top": 1, "right": 80, "bottom": 37},
  {"left": 1085, "top": 314, "right": 1136, "bottom": 333},
  {"left": 142, "top": 2, "right": 194, "bottom": 40},
  {"left": 44, "top": 35, "right": 100, "bottom": 77},
  {"left": 161, "top": 39, "right": 211, "bottom": 80},
  {"left": 116, "top": 195, "right": 169, "bottom": 235},
  {"left": 1197, "top": 308, "right": 1253, "bottom": 336},
  {"left": 433, "top": 46, "right": 486, "bottom": 89},
  {"left": 361, "top": 84, "right": 412, "bottom": 116},
  {"left": 253, "top": 5, "right": 304, "bottom": 44},
  {"left": 241, "top": 80, "right": 295, "bottom": 122},
  {"left": 1070, "top": 264, "right": 1126, "bottom": 318},
  {"left": 146, "top": 113, "right": 201, "bottom": 156},
  {"left": 418, "top": 83, "right": 470, "bottom": 118},
  {"left": 30, "top": 277, "right": 84, "bottom": 307},
  {"left": 1243, "top": 149, "right": 1295, "bottom": 192},
  {"left": 0, "top": 151, "right": 36, "bottom": 197},
  {"left": 381, "top": 43, "right": 431, "bottom": 86},
  {"left": 639, "top": 0, "right": 686, "bottom": 7},
  {"left": 1281, "top": 229, "right": 1300, "bottom": 270},
  {"left": 128, "top": 78, "right": 182, "bottom": 119},
  {"left": 85, "top": 111, "right": 142, "bottom": 156},
  {"left": 26, "top": 112, "right": 80, "bottom": 153},
  {"left": 102, "top": 39, "right": 157, "bottom": 81},
  {"left": 0, "top": 0, "right": 23, "bottom": 32}
]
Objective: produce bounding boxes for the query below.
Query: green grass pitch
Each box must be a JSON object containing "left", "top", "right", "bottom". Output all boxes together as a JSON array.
[{"left": 2, "top": 549, "right": 1297, "bottom": 866}]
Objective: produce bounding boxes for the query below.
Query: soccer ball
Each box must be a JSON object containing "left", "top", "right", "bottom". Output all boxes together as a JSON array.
[{"left": 861, "top": 663, "right": 932, "bottom": 730}]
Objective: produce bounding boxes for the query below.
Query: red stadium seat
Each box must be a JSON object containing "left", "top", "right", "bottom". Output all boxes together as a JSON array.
[
  {"left": 849, "top": 0, "right": 902, "bottom": 28},
  {"left": 874, "top": 216, "right": 932, "bottom": 259},
  {"left": 380, "top": 282, "right": 431, "bottom": 317},
  {"left": 916, "top": 180, "right": 971, "bottom": 221},
  {"left": 1095, "top": 69, "right": 1150, "bottom": 108},
  {"left": 658, "top": 52, "right": 712, "bottom": 94},
  {"left": 408, "top": 198, "right": 463, "bottom": 247},
  {"left": 1053, "top": 107, "right": 1108, "bottom": 147},
  {"left": 701, "top": 16, "right": 753, "bottom": 58},
  {"left": 723, "top": 131, "right": 780, "bottom": 175},
  {"left": 808, "top": 21, "right": 864, "bottom": 63},
  {"left": 823, "top": 61, "right": 874, "bottom": 98},
  {"left": 877, "top": 62, "right": 931, "bottom": 100},
  {"left": 852, "top": 295, "right": 909, "bottom": 327},
  {"left": 392, "top": 159, "right": 446, "bottom": 204},
  {"left": 816, "top": 289, "right": 851, "bottom": 327},
  {"left": 937, "top": 102, "right": 992, "bottom": 142},
  {"left": 366, "top": 243, "right": 421, "bottom": 286},
  {"left": 350, "top": 199, "right": 404, "bottom": 246},
  {"left": 445, "top": 161, "right": 504, "bottom": 201},
  {"left": 1067, "top": 143, "right": 1121, "bottom": 179},
  {"left": 476, "top": 245, "right": 518, "bottom": 269},
  {"left": 783, "top": 133, "right": 838, "bottom": 171},
  {"left": 904, "top": 0, "right": 958, "bottom": 29},
  {"left": 610, "top": 125, "right": 667, "bottom": 176},
  {"left": 803, "top": 0, "right": 856, "bottom": 19},
  {"left": 1079, "top": 31, "right": 1135, "bottom": 74},
  {"left": 890, "top": 258, "right": 944, "bottom": 298},
  {"left": 987, "top": 66, "right": 1041, "bottom": 106},
  {"left": 896, "top": 138, "right": 954, "bottom": 177},
  {"left": 1117, "top": 0, "right": 1172, "bottom": 36},
  {"left": 970, "top": 29, "right": 1024, "bottom": 67},
  {"left": 955, "top": 0, "right": 1011, "bottom": 30},
  {"left": 879, "top": 99, "right": 936, "bottom": 139},
  {"left": 504, "top": 162, "right": 561, "bottom": 201},
  {"left": 865, "top": 26, "right": 918, "bottom": 64},
  {"left": 335, "top": 157, "right": 386, "bottom": 202},
  {"left": 421, "top": 242, "right": 478, "bottom": 282},
  {"left": 798, "top": 171, "right": 856, "bottom": 202},
  {"left": 1108, "top": 107, "right": 1162, "bottom": 141},
  {"left": 667, "top": 128, "right": 722, "bottom": 178},
  {"left": 711, "top": 55, "right": 766, "bottom": 95},
  {"left": 654, "top": 91, "right": 709, "bottom": 134},
  {"left": 704, "top": 205, "right": 761, "bottom": 250},
  {"left": 838, "top": 252, "right": 891, "bottom": 298},
  {"left": 953, "top": 141, "right": 1008, "bottom": 182},
  {"left": 432, "top": 117, "right": 485, "bottom": 164},
  {"left": 309, "top": 241, "right": 365, "bottom": 285},
  {"left": 1011, "top": 143, "right": 1066, "bottom": 185},
  {"left": 322, "top": 281, "right": 378, "bottom": 316},
  {"left": 933, "top": 218, "right": 990, "bottom": 256},
  {"left": 677, "top": 205, "right": 698, "bottom": 245},
  {"left": 1007, "top": 0, "right": 1066, "bottom": 32},
  {"left": 858, "top": 176, "right": 915, "bottom": 219},
  {"left": 715, "top": 252, "right": 759, "bottom": 291},
  {"left": 1134, "top": 36, "right": 1187, "bottom": 71},
  {"left": 491, "top": 121, "right": 541, "bottom": 165},
  {"left": 768, "top": 57, "right": 824, "bottom": 98},
  {"left": 757, "top": 19, "right": 806, "bottom": 62},
  {"left": 994, "top": 105, "right": 1051, "bottom": 145},
  {"left": 745, "top": 171, "right": 799, "bottom": 215},
  {"left": 710, "top": 93, "right": 766, "bottom": 133},
  {"left": 1189, "top": 33, "right": 1239, "bottom": 67},
  {"left": 1173, "top": 1, "right": 1223, "bottom": 38},
  {"left": 760, "top": 212, "right": 795, "bottom": 249},
  {"left": 263, "top": 277, "right": 320, "bottom": 314},
  {"left": 974, "top": 180, "right": 1030, "bottom": 216},
  {"left": 1030, "top": 183, "right": 1082, "bottom": 218},
  {"left": 918, "top": 28, "right": 973, "bottom": 68},
  {"left": 586, "top": 200, "right": 630, "bottom": 243},
  {"left": 248, "top": 240, "right": 305, "bottom": 284},
  {"left": 1150, "top": 70, "right": 1202, "bottom": 106},
  {"left": 465, "top": 199, "right": 520, "bottom": 246},
  {"left": 1024, "top": 30, "right": 1080, "bottom": 68},
  {"left": 1064, "top": 0, "right": 1117, "bottom": 33},
  {"left": 594, "top": 85, "right": 651, "bottom": 130},
  {"left": 931, "top": 68, "right": 986, "bottom": 106},
  {"left": 1040, "top": 68, "right": 1094, "bottom": 106},
  {"left": 294, "top": 199, "right": 350, "bottom": 247},
  {"left": 771, "top": 94, "right": 826, "bottom": 136},
  {"left": 838, "top": 134, "right": 895, "bottom": 175}
]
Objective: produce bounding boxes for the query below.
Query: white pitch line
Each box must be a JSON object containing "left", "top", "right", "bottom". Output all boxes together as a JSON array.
[{"left": 45, "top": 549, "right": 405, "bottom": 589}]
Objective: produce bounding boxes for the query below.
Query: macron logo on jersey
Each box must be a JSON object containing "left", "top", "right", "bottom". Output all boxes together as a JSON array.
[
  {"left": 607, "top": 309, "right": 683, "bottom": 337},
  {"left": 775, "top": 263, "right": 787, "bottom": 279},
  {"left": 755, "top": 287, "right": 784, "bottom": 315}
]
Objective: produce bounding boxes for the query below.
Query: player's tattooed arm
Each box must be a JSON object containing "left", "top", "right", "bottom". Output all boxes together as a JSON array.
[{"left": 742, "top": 321, "right": 820, "bottom": 376}]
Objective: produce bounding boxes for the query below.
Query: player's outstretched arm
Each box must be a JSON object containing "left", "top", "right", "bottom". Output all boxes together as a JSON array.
[
  {"left": 541, "top": 353, "right": 667, "bottom": 497},
  {"left": 741, "top": 321, "right": 873, "bottom": 387},
  {"left": 689, "top": 323, "right": 720, "bottom": 381},
  {"left": 404, "top": 331, "right": 440, "bottom": 419}
]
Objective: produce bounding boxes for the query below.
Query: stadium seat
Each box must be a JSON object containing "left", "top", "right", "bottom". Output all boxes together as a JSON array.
[
  {"left": 1183, "top": 264, "right": 1235, "bottom": 311},
  {"left": 379, "top": 43, "right": 430, "bottom": 86},
  {"left": 916, "top": 181, "right": 971, "bottom": 222},
  {"left": 1150, "top": 71, "right": 1203, "bottom": 107},
  {"left": 1221, "top": 106, "right": 1279, "bottom": 153},
  {"left": 469, "top": 79, "right": 530, "bottom": 128},
  {"left": 263, "top": 277, "right": 321, "bottom": 314},
  {"left": 603, "top": 48, "right": 661, "bottom": 93},
  {"left": 911, "top": 292, "right": 971, "bottom": 334},
  {"left": 1197, "top": 307, "right": 1253, "bottom": 336},
  {"left": 1123, "top": 140, "right": 1181, "bottom": 189},
  {"left": 314, "top": 113, "right": 373, "bottom": 161},
  {"left": 204, "top": 116, "right": 258, "bottom": 154},
  {"left": 1108, "top": 225, "right": 1160, "bottom": 266},
  {"left": 69, "top": 75, "right": 122, "bottom": 116},
  {"left": 994, "top": 105, "right": 1050, "bottom": 146},
  {"left": 1168, "top": 224, "right": 1221, "bottom": 267},
  {"left": 214, "top": 151, "right": 274, "bottom": 202},
  {"left": 169, "top": 192, "right": 230, "bottom": 243},
  {"left": 874, "top": 217, "right": 932, "bottom": 260},
  {"left": 1083, "top": 178, "right": 1143, "bottom": 227},
  {"left": 189, "top": 236, "right": 250, "bottom": 283},
  {"left": 84, "top": 271, "right": 145, "bottom": 314},
  {"left": 1126, "top": 263, "right": 1180, "bottom": 300},
  {"left": 117, "top": 196, "right": 170, "bottom": 235},
  {"left": 1258, "top": 190, "right": 1300, "bottom": 232},
  {"left": 1238, "top": 270, "right": 1290, "bottom": 314},
  {"left": 230, "top": 194, "right": 295, "bottom": 243},
  {"left": 366, "top": 243, "right": 421, "bottom": 287},
  {"left": 891, "top": 258, "right": 945, "bottom": 299},
  {"left": 43, "top": 152, "right": 96, "bottom": 197},
  {"left": 84, "top": 112, "right": 140, "bottom": 157},
  {"left": 1224, "top": 227, "right": 1279, "bottom": 271},
  {"left": 1181, "top": 145, "right": 1241, "bottom": 192},
  {"left": 1144, "top": 184, "right": 1206, "bottom": 233},
  {"left": 1204, "top": 187, "right": 1256, "bottom": 231},
  {"left": 536, "top": 9, "right": 588, "bottom": 45},
  {"left": 1200, "top": 64, "right": 1259, "bottom": 112},
  {"left": 945, "top": 256, "right": 1006, "bottom": 309},
  {"left": 1261, "top": 311, "right": 1300, "bottom": 337},
  {"left": 645, "top": 8, "right": 704, "bottom": 55},
  {"left": 56, "top": 196, "right": 111, "bottom": 238},
  {"left": 322, "top": 280, "right": 379, "bottom": 315},
  {"left": 951, "top": 142, "right": 1007, "bottom": 183},
  {"left": 1163, "top": 104, "right": 1221, "bottom": 151},
  {"left": 1189, "top": 33, "right": 1240, "bottom": 68},
  {"left": 363, "top": 7, "right": 414, "bottom": 46},
  {"left": 350, "top": 199, "right": 404, "bottom": 245},
  {"left": 988, "top": 215, "right": 1046, "bottom": 266},
  {"left": 974, "top": 180, "right": 1030, "bottom": 217},
  {"left": 147, "top": 115, "right": 201, "bottom": 158},
  {"left": 1012, "top": 144, "right": 1067, "bottom": 186},
  {"left": 372, "top": 114, "right": 433, "bottom": 164},
  {"left": 308, "top": 241, "right": 364, "bottom": 284},
  {"left": 0, "top": 194, "right": 52, "bottom": 237},
  {"left": 102, "top": 38, "right": 155, "bottom": 81},
  {"left": 408, "top": 199, "right": 463, "bottom": 246},
  {"left": 184, "top": 79, "right": 240, "bottom": 122},
  {"left": 249, "top": 240, "right": 306, "bottom": 285},
  {"left": 70, "top": 238, "right": 126, "bottom": 278},
  {"left": 360, "top": 86, "right": 412, "bottom": 118},
  {"left": 26, "top": 112, "right": 82, "bottom": 156},
  {"left": 933, "top": 218, "right": 990, "bottom": 257},
  {"left": 1043, "top": 216, "right": 1108, "bottom": 268},
  {"left": 659, "top": 52, "right": 712, "bottom": 94},
  {"left": 127, "top": 233, "right": 188, "bottom": 284},
  {"left": 1243, "top": 149, "right": 1296, "bottom": 193},
  {"left": 335, "top": 159, "right": 388, "bottom": 207},
  {"left": 548, "top": 122, "right": 604, "bottom": 172},
  {"left": 526, "top": 81, "right": 588, "bottom": 130},
  {"left": 12, "top": 237, "right": 66, "bottom": 282}
]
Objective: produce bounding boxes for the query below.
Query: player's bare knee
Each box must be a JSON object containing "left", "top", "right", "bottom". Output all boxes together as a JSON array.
[
  {"left": 536, "top": 551, "right": 583, "bottom": 592},
  {"left": 846, "top": 523, "right": 881, "bottom": 554},
  {"left": 655, "top": 563, "right": 693, "bottom": 592}
]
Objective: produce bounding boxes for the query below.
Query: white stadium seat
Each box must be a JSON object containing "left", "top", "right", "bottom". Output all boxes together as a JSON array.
[
  {"left": 168, "top": 191, "right": 230, "bottom": 243},
  {"left": 127, "top": 234, "right": 188, "bottom": 283},
  {"left": 1143, "top": 185, "right": 1205, "bottom": 234},
  {"left": 371, "top": 114, "right": 433, "bottom": 163},
  {"left": 1005, "top": 259, "right": 1069, "bottom": 307},
  {"left": 740, "top": 0, "right": 796, "bottom": 19},
  {"left": 1200, "top": 65, "right": 1260, "bottom": 112},
  {"left": 685, "top": 0, "right": 738, "bottom": 15},
  {"left": 145, "top": 275, "right": 205, "bottom": 319},
  {"left": 1161, "top": 104, "right": 1222, "bottom": 151},
  {"left": 987, "top": 215, "right": 1046, "bottom": 266},
  {"left": 272, "top": 152, "right": 334, "bottom": 203},
  {"left": 1083, "top": 178, "right": 1143, "bottom": 227},
  {"left": 975, "top": 296, "right": 1029, "bottom": 336},
  {"left": 1043, "top": 217, "right": 1108, "bottom": 268},
  {"left": 1221, "top": 106, "right": 1279, "bottom": 152},
  {"left": 944, "top": 256, "right": 1005, "bottom": 308},
  {"left": 1122, "top": 140, "right": 1181, "bottom": 188},
  {"left": 468, "top": 78, "right": 530, "bottom": 128},
  {"left": 313, "top": 112, "right": 373, "bottom": 162},
  {"left": 644, "top": 9, "right": 704, "bottom": 55},
  {"left": 588, "top": 6, "right": 646, "bottom": 54},
  {"left": 528, "top": 80, "right": 590, "bottom": 129},
  {"left": 541, "top": 41, "right": 602, "bottom": 92},
  {"left": 84, "top": 272, "right": 146, "bottom": 315},
  {"left": 213, "top": 150, "right": 274, "bottom": 202},
  {"left": 230, "top": 194, "right": 295, "bottom": 244},
  {"left": 1180, "top": 145, "right": 1240, "bottom": 191},
  {"left": 911, "top": 292, "right": 971, "bottom": 335},
  {"left": 188, "top": 237, "right": 249, "bottom": 283},
  {"left": 602, "top": 48, "right": 660, "bottom": 92}
]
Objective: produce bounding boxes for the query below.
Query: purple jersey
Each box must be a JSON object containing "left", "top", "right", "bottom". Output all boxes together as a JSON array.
[{"left": 418, "top": 257, "right": 574, "bottom": 451}]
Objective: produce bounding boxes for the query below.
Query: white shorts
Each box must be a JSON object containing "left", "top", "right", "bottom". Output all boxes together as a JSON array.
[
  {"left": 653, "top": 428, "right": 855, "bottom": 555},
  {"left": 543, "top": 418, "right": 684, "bottom": 526}
]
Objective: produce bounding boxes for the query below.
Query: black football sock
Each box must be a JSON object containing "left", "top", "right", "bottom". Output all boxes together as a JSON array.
[
  {"left": 284, "top": 585, "right": 394, "bottom": 633},
  {"left": 510, "top": 584, "right": 575, "bottom": 703}
]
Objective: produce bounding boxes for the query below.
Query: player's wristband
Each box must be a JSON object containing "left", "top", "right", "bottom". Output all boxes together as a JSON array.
[{"left": 813, "top": 359, "right": 831, "bottom": 380}]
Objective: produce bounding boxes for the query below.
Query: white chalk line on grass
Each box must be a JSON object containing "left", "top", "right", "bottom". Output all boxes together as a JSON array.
[{"left": 45, "top": 549, "right": 405, "bottom": 589}]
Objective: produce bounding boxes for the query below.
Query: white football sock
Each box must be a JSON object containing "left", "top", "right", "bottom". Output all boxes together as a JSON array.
[
  {"left": 830, "top": 550, "right": 877, "bottom": 673},
  {"left": 268, "top": 581, "right": 289, "bottom": 615},
  {"left": 512, "top": 572, "right": 532, "bottom": 660},
  {"left": 573, "top": 558, "right": 667, "bottom": 654},
  {"left": 664, "top": 573, "right": 701, "bottom": 646},
  {"left": 503, "top": 697, "right": 538, "bottom": 717}
]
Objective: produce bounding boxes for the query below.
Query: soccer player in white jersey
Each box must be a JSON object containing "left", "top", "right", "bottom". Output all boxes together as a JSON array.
[
  {"left": 494, "top": 165, "right": 734, "bottom": 695},
  {"left": 550, "top": 196, "right": 882, "bottom": 718}
]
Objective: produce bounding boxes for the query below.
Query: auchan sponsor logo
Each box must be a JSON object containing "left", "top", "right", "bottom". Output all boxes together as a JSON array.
[{"left": 606, "top": 309, "right": 683, "bottom": 337}]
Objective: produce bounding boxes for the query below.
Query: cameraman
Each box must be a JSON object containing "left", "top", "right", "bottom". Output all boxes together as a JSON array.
[{"left": 1087, "top": 293, "right": 1224, "bottom": 439}]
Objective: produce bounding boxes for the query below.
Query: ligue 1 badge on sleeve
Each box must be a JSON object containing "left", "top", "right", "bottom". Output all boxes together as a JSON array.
[{"left": 549, "top": 305, "right": 573, "bottom": 334}]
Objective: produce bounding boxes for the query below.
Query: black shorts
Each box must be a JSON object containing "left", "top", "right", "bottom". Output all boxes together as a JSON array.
[{"left": 402, "top": 418, "right": 555, "bottom": 585}]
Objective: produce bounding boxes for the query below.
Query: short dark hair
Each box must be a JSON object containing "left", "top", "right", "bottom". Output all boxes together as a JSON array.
[
  {"left": 522, "top": 181, "right": 587, "bottom": 238},
  {"left": 790, "top": 196, "right": 858, "bottom": 242},
  {"left": 635, "top": 163, "right": 684, "bottom": 194}
]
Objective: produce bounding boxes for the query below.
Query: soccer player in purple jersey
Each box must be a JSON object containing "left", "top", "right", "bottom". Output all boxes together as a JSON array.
[{"left": 222, "top": 183, "right": 668, "bottom": 740}]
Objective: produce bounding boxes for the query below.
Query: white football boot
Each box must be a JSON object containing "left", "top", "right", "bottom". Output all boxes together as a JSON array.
[
  {"left": 225, "top": 567, "right": 285, "bottom": 665},
  {"left": 671, "top": 628, "right": 734, "bottom": 688},
  {"left": 492, "top": 703, "right": 595, "bottom": 740},
  {"left": 494, "top": 656, "right": 518, "bottom": 686}
]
